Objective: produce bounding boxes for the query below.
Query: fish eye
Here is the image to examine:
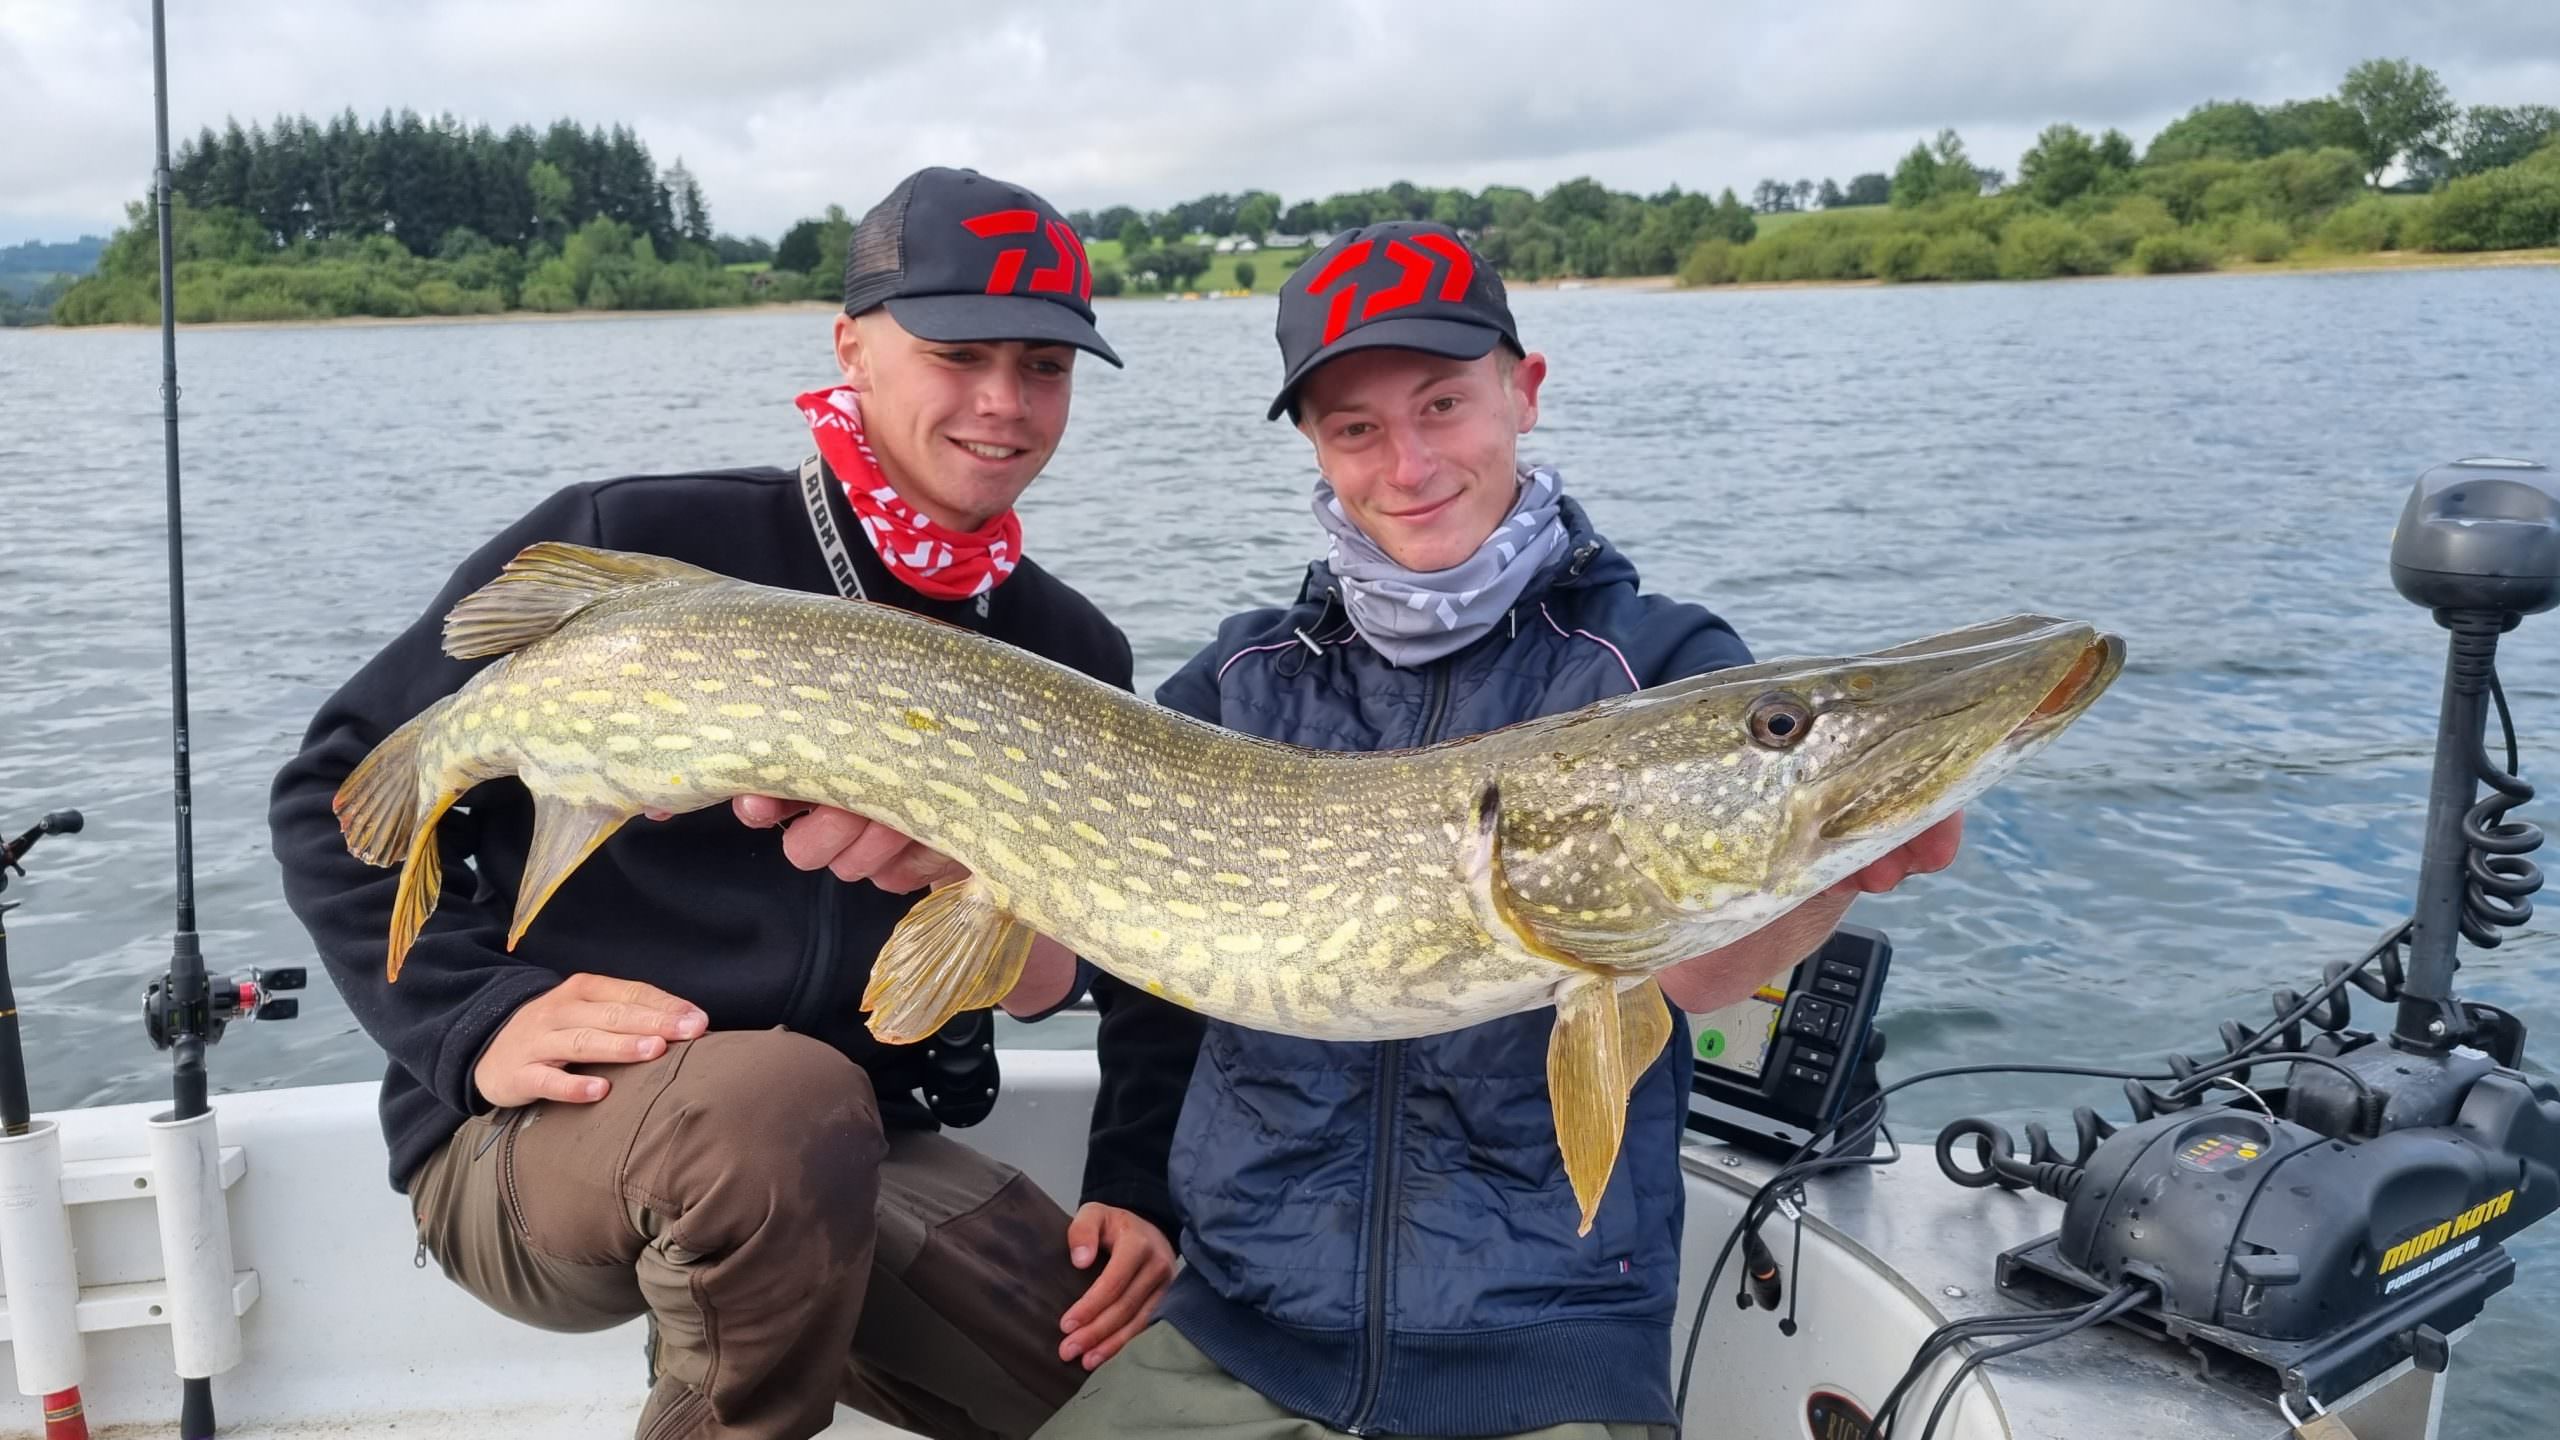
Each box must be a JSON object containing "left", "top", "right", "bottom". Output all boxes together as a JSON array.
[{"left": 1747, "top": 694, "right": 1814, "bottom": 748}]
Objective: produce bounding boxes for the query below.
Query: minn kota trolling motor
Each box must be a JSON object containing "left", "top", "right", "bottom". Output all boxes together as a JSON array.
[{"left": 1932, "top": 458, "right": 2560, "bottom": 1433}]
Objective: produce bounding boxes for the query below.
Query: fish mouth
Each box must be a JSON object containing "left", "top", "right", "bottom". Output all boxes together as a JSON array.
[{"left": 2002, "top": 634, "right": 2125, "bottom": 744}]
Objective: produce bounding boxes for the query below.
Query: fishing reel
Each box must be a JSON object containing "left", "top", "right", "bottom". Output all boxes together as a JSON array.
[
  {"left": 1939, "top": 457, "right": 2560, "bottom": 1419},
  {"left": 143, "top": 965, "right": 304, "bottom": 1049}
]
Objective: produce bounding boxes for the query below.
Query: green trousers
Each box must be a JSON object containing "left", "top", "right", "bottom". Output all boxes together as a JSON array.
[{"left": 1031, "top": 1321, "right": 1672, "bottom": 1440}]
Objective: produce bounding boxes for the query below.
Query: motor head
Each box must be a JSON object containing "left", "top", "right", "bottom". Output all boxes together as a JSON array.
[{"left": 2389, "top": 457, "right": 2560, "bottom": 617}]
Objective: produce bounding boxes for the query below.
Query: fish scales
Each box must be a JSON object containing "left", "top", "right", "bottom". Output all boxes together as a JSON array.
[{"left": 336, "top": 542, "right": 2122, "bottom": 1231}]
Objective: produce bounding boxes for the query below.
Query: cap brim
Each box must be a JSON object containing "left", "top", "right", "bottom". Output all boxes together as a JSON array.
[
  {"left": 1266, "top": 315, "right": 1503, "bottom": 421},
  {"left": 883, "top": 293, "right": 1124, "bottom": 368}
]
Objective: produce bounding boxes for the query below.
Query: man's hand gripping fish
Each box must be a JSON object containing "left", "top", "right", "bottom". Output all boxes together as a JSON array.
[{"left": 335, "top": 543, "right": 2123, "bottom": 1231}]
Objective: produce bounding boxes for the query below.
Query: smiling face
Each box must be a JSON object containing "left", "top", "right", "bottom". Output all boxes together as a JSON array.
[
  {"left": 1293, "top": 342, "right": 1548, "bottom": 572},
  {"left": 833, "top": 309, "right": 1076, "bottom": 531}
]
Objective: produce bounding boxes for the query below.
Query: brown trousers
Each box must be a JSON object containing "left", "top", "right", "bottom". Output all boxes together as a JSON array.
[{"left": 409, "top": 1028, "right": 1094, "bottom": 1440}]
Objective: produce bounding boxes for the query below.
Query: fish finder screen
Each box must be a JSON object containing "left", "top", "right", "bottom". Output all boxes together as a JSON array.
[{"left": 1691, "top": 980, "right": 1790, "bottom": 1082}]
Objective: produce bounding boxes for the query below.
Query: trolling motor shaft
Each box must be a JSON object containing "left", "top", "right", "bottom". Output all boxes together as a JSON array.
[{"left": 2387, "top": 458, "right": 2556, "bottom": 1055}]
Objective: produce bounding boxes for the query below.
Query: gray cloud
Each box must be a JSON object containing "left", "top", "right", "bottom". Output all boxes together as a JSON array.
[{"left": 4, "top": 0, "right": 2555, "bottom": 246}]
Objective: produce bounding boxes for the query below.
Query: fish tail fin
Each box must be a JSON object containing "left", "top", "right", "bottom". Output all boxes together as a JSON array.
[{"left": 441, "top": 542, "right": 725, "bottom": 660}]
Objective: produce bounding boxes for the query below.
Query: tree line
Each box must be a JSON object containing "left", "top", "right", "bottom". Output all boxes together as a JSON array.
[{"left": 32, "top": 55, "right": 2557, "bottom": 326}]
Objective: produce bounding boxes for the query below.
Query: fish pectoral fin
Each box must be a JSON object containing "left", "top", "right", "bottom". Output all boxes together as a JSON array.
[
  {"left": 1549, "top": 974, "right": 1632, "bottom": 1238},
  {"left": 1619, "top": 976, "right": 1674, "bottom": 1101},
  {"left": 861, "top": 878, "right": 1034, "bottom": 1046},
  {"left": 508, "top": 797, "right": 639, "bottom": 950},
  {"left": 442, "top": 542, "right": 725, "bottom": 660}
]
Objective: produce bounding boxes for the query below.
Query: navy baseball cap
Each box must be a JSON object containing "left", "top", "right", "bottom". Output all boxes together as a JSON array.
[
  {"left": 1267, "top": 220, "right": 1520, "bottom": 420},
  {"left": 843, "top": 166, "right": 1122, "bottom": 368}
]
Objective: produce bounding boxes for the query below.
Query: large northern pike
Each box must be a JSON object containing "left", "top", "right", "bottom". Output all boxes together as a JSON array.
[{"left": 337, "top": 542, "right": 2122, "bottom": 1229}]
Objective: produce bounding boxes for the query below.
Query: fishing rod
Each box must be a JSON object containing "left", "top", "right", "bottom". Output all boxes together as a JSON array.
[
  {"left": 0, "top": 810, "right": 87, "bottom": 1440},
  {"left": 133, "top": 5, "right": 301, "bottom": 1436}
]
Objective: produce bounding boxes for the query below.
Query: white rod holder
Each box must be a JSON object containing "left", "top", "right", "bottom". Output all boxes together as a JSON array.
[
  {"left": 0, "top": 1119, "right": 84, "bottom": 1397},
  {"left": 144, "top": 1108, "right": 240, "bottom": 1379}
]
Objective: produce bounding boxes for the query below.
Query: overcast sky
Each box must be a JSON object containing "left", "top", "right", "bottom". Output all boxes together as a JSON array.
[{"left": 4, "top": 1, "right": 2556, "bottom": 247}]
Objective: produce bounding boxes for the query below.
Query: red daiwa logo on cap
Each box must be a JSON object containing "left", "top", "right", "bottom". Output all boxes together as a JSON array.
[
  {"left": 1304, "top": 233, "right": 1475, "bottom": 345},
  {"left": 961, "top": 209, "right": 1093, "bottom": 302}
]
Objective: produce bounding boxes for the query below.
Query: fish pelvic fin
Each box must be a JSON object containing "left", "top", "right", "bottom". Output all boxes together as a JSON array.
[
  {"left": 508, "top": 797, "right": 639, "bottom": 952},
  {"left": 442, "top": 542, "right": 725, "bottom": 660},
  {"left": 860, "top": 878, "right": 1035, "bottom": 1046},
  {"left": 1550, "top": 975, "right": 1629, "bottom": 1237}
]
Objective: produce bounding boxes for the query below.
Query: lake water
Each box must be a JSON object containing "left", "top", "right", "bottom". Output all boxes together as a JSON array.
[{"left": 4, "top": 267, "right": 2558, "bottom": 1433}]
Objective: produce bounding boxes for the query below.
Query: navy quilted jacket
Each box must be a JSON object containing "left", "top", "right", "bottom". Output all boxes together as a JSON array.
[{"left": 1150, "top": 492, "right": 1754, "bottom": 1435}]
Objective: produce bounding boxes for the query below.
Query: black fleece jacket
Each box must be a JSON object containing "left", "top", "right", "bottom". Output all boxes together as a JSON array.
[{"left": 267, "top": 461, "right": 1206, "bottom": 1240}]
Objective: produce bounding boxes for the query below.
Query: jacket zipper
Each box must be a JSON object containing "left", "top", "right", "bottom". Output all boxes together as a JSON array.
[{"left": 1346, "top": 663, "right": 1454, "bottom": 1434}]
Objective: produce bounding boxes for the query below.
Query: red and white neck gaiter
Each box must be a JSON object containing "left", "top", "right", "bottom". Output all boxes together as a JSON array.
[{"left": 795, "top": 384, "right": 1022, "bottom": 601}]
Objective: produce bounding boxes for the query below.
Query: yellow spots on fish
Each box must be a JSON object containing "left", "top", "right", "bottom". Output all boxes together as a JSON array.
[
  {"left": 1130, "top": 836, "right": 1174, "bottom": 860},
  {"left": 1175, "top": 794, "right": 1198, "bottom": 809},
  {"left": 944, "top": 739, "right": 977, "bottom": 761},
  {"left": 984, "top": 775, "right": 1029, "bottom": 804},
  {"left": 1083, "top": 762, "right": 1116, "bottom": 784},
  {"left": 1344, "top": 851, "right": 1372, "bottom": 869},
  {"left": 1306, "top": 882, "right": 1341, "bottom": 903},
  {"left": 1190, "top": 827, "right": 1218, "bottom": 843},
  {"left": 1401, "top": 946, "right": 1451, "bottom": 975},
  {"left": 875, "top": 683, "right": 913, "bottom": 701},
  {"left": 570, "top": 718, "right": 596, "bottom": 735},
  {"left": 877, "top": 723, "right": 923, "bottom": 748},
  {"left": 1662, "top": 822, "right": 1682, "bottom": 841},
  {"left": 566, "top": 689, "right": 614, "bottom": 704},
  {"left": 652, "top": 734, "right": 693, "bottom": 751},
  {"left": 540, "top": 700, "right": 561, "bottom": 716},
  {"left": 1216, "top": 899, "right": 1245, "bottom": 915},
  {"left": 925, "top": 780, "right": 980, "bottom": 810},
  {"left": 1371, "top": 893, "right": 1401, "bottom": 916},
  {"left": 751, "top": 674, "right": 778, "bottom": 689},
  {"left": 1015, "top": 716, "right": 1044, "bottom": 734},
  {"left": 670, "top": 648, "right": 706, "bottom": 664},
  {"left": 1256, "top": 900, "right": 1291, "bottom": 919},
  {"left": 1087, "top": 881, "right": 1128, "bottom": 911},
  {"left": 904, "top": 798, "right": 941, "bottom": 830},
  {"left": 620, "top": 663, "right": 650, "bottom": 678},
  {"left": 1086, "top": 796, "right": 1117, "bottom": 817},
  {"left": 642, "top": 691, "right": 689, "bottom": 715},
  {"left": 698, "top": 724, "right": 735, "bottom": 743},
  {"left": 789, "top": 735, "right": 828, "bottom": 762},
  {"left": 1307, "top": 836, "right": 1336, "bottom": 852},
  {"left": 1166, "top": 899, "right": 1209, "bottom": 921},
  {"left": 1003, "top": 745, "right": 1029, "bottom": 764},
  {"left": 982, "top": 839, "right": 1033, "bottom": 877},
  {"left": 1046, "top": 878, "right": 1088, "bottom": 922},
  {"left": 711, "top": 701, "right": 764, "bottom": 721},
  {"left": 1387, "top": 806, "right": 1411, "bottom": 821},
  {"left": 1040, "top": 770, "right": 1069, "bottom": 790},
  {"left": 1028, "top": 814, "right": 1054, "bottom": 834},
  {"left": 1411, "top": 917, "right": 1440, "bottom": 935},
  {"left": 690, "top": 678, "right": 727, "bottom": 694},
  {"left": 606, "top": 735, "right": 642, "bottom": 753},
  {"left": 781, "top": 685, "right": 829, "bottom": 705},
  {"left": 820, "top": 718, "right": 853, "bottom": 738},
  {"left": 777, "top": 709, "right": 805, "bottom": 726},
  {"left": 994, "top": 812, "right": 1025, "bottom": 835},
  {"left": 1316, "top": 919, "right": 1362, "bottom": 963},
  {"left": 1212, "top": 872, "right": 1253, "bottom": 888},
  {"left": 1214, "top": 933, "right": 1264, "bottom": 955},
  {"left": 1258, "top": 846, "right": 1290, "bottom": 862},
  {"left": 1122, "top": 874, "right": 1155, "bottom": 896},
  {"left": 1069, "top": 820, "right": 1112, "bottom": 849},
  {"left": 849, "top": 754, "right": 904, "bottom": 788},
  {"left": 1117, "top": 924, "right": 1173, "bottom": 953},
  {"left": 462, "top": 710, "right": 486, "bottom": 731},
  {"left": 944, "top": 714, "right": 982, "bottom": 734},
  {"left": 1037, "top": 844, "right": 1076, "bottom": 871},
  {"left": 505, "top": 681, "right": 531, "bottom": 697},
  {"left": 1274, "top": 934, "right": 1307, "bottom": 957},
  {"left": 731, "top": 647, "right": 766, "bottom": 662},
  {"left": 1721, "top": 753, "right": 1741, "bottom": 768},
  {"left": 1125, "top": 792, "right": 1155, "bottom": 809}
]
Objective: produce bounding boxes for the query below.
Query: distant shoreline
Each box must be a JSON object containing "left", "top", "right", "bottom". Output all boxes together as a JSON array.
[{"left": 27, "top": 246, "right": 2557, "bottom": 334}]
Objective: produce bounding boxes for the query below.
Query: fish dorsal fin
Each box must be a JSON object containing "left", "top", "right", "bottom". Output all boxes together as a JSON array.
[{"left": 442, "top": 542, "right": 725, "bottom": 660}]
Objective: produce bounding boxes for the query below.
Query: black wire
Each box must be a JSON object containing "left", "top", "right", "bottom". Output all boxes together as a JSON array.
[
  {"left": 1673, "top": 1061, "right": 2193, "bottom": 1430},
  {"left": 1857, "top": 1304, "right": 2087, "bottom": 1437},
  {"left": 1912, "top": 1282, "right": 2152, "bottom": 1440},
  {"left": 2491, "top": 670, "right": 2520, "bottom": 779}
]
